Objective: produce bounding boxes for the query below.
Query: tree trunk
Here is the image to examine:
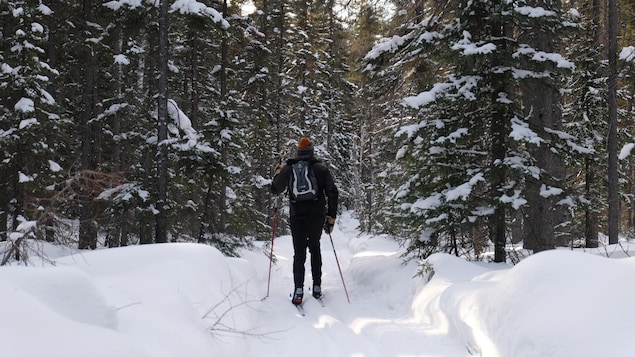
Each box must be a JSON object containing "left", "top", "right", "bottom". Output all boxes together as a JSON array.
[
  {"left": 520, "top": 0, "right": 565, "bottom": 252},
  {"left": 79, "top": 0, "right": 97, "bottom": 250},
  {"left": 326, "top": 0, "right": 335, "bottom": 151},
  {"left": 275, "top": 0, "right": 285, "bottom": 140},
  {"left": 219, "top": 0, "right": 229, "bottom": 233},
  {"left": 188, "top": 30, "right": 200, "bottom": 129},
  {"left": 607, "top": 0, "right": 619, "bottom": 244},
  {"left": 584, "top": 0, "right": 601, "bottom": 248},
  {"left": 362, "top": 105, "right": 375, "bottom": 232},
  {"left": 0, "top": 169, "right": 8, "bottom": 241},
  {"left": 490, "top": 4, "right": 508, "bottom": 263},
  {"left": 155, "top": 0, "right": 169, "bottom": 243},
  {"left": 140, "top": 213, "right": 154, "bottom": 244},
  {"left": 585, "top": 158, "right": 599, "bottom": 247}
]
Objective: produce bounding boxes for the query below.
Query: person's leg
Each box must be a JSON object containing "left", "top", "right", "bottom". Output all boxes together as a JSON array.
[
  {"left": 307, "top": 216, "right": 324, "bottom": 289},
  {"left": 290, "top": 216, "right": 308, "bottom": 289}
]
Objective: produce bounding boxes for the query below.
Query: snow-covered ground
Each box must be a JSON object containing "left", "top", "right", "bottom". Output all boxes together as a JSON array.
[{"left": 2, "top": 212, "right": 635, "bottom": 357}]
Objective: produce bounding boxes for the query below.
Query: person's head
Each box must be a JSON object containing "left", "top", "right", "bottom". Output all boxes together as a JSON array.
[{"left": 297, "top": 137, "right": 314, "bottom": 157}]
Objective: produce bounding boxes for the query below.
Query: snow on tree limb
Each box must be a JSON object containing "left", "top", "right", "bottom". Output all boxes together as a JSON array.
[
  {"left": 619, "top": 46, "right": 635, "bottom": 63},
  {"left": 102, "top": 0, "right": 230, "bottom": 29},
  {"left": 171, "top": 0, "right": 229, "bottom": 28},
  {"left": 619, "top": 143, "right": 635, "bottom": 160}
]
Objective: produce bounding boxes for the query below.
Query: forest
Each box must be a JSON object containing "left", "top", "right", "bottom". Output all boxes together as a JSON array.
[{"left": 2, "top": 0, "right": 635, "bottom": 264}]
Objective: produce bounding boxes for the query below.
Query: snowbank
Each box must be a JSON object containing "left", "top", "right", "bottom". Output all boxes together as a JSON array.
[
  {"left": 2, "top": 243, "right": 259, "bottom": 357},
  {"left": 3, "top": 215, "right": 635, "bottom": 357},
  {"left": 418, "top": 250, "right": 635, "bottom": 357}
]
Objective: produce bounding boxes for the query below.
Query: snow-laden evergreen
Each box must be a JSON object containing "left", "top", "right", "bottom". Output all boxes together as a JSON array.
[{"left": 361, "top": 0, "right": 586, "bottom": 261}]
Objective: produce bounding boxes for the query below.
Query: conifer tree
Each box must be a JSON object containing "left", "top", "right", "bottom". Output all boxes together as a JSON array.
[
  {"left": 561, "top": 4, "right": 605, "bottom": 248},
  {"left": 365, "top": 0, "right": 575, "bottom": 260},
  {"left": 0, "top": 0, "right": 66, "bottom": 243},
  {"left": 350, "top": 0, "right": 395, "bottom": 233}
]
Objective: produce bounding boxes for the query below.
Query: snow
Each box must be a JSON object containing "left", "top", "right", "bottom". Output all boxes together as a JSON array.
[
  {"left": 38, "top": 3, "right": 53, "bottom": 15},
  {"left": 514, "top": 6, "right": 556, "bottom": 18},
  {"left": 103, "top": 0, "right": 229, "bottom": 29},
  {"left": 48, "top": 160, "right": 62, "bottom": 172},
  {"left": 18, "top": 171, "right": 35, "bottom": 182},
  {"left": 19, "top": 118, "right": 38, "bottom": 129},
  {"left": 403, "top": 82, "right": 452, "bottom": 109},
  {"left": 513, "top": 45, "right": 575, "bottom": 70},
  {"left": 410, "top": 193, "right": 442, "bottom": 213},
  {"left": 510, "top": 117, "right": 543, "bottom": 145},
  {"left": 171, "top": 0, "right": 229, "bottom": 28},
  {"left": 619, "top": 46, "right": 635, "bottom": 63},
  {"left": 4, "top": 211, "right": 635, "bottom": 357},
  {"left": 167, "top": 99, "right": 193, "bottom": 132},
  {"left": 539, "top": 184, "right": 562, "bottom": 198},
  {"left": 619, "top": 142, "right": 635, "bottom": 159},
  {"left": 500, "top": 189, "right": 527, "bottom": 210},
  {"left": 364, "top": 35, "right": 407, "bottom": 60},
  {"left": 451, "top": 31, "right": 497, "bottom": 55},
  {"left": 102, "top": 0, "right": 148, "bottom": 11},
  {"left": 31, "top": 22, "right": 44, "bottom": 33},
  {"left": 113, "top": 54, "right": 130, "bottom": 65},
  {"left": 445, "top": 173, "right": 484, "bottom": 201},
  {"left": 15, "top": 97, "right": 35, "bottom": 112}
]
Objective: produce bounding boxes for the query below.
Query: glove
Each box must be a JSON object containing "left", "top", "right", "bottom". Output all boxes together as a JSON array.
[
  {"left": 273, "top": 163, "right": 285, "bottom": 176},
  {"left": 324, "top": 216, "right": 335, "bottom": 234}
]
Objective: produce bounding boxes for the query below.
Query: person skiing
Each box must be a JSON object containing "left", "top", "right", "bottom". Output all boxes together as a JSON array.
[{"left": 271, "top": 137, "right": 339, "bottom": 305}]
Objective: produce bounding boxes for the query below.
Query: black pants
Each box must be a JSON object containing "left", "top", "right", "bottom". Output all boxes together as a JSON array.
[{"left": 290, "top": 215, "right": 324, "bottom": 289}]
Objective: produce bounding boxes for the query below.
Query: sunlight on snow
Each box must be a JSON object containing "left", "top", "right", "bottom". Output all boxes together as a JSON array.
[
  {"left": 349, "top": 317, "right": 392, "bottom": 334},
  {"left": 353, "top": 250, "right": 395, "bottom": 258},
  {"left": 313, "top": 314, "right": 337, "bottom": 329}
]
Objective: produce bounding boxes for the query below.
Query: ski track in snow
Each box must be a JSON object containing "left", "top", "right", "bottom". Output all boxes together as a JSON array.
[
  {"left": 8, "top": 212, "right": 635, "bottom": 357},
  {"left": 242, "top": 214, "right": 470, "bottom": 357}
]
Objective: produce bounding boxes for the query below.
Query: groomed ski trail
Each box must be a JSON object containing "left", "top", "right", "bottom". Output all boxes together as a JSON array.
[{"left": 243, "top": 212, "right": 471, "bottom": 357}]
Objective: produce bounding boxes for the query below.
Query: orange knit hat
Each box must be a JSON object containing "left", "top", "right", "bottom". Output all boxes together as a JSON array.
[
  {"left": 297, "top": 137, "right": 314, "bottom": 157},
  {"left": 298, "top": 137, "right": 311, "bottom": 149}
]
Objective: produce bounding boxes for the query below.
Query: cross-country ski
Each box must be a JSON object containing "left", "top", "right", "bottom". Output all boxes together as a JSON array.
[{"left": 293, "top": 302, "right": 306, "bottom": 316}]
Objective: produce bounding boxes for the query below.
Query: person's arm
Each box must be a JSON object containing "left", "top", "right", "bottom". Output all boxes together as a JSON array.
[
  {"left": 324, "top": 169, "right": 339, "bottom": 219},
  {"left": 270, "top": 163, "right": 290, "bottom": 195}
]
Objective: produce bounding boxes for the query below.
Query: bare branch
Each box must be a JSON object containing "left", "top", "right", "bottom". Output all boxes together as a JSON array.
[{"left": 202, "top": 280, "right": 287, "bottom": 340}]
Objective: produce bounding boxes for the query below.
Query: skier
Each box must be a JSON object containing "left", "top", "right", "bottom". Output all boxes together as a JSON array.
[{"left": 271, "top": 137, "right": 339, "bottom": 305}]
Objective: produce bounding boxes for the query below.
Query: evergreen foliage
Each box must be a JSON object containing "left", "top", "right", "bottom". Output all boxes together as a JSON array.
[
  {"left": 362, "top": 0, "right": 580, "bottom": 261},
  {"left": 1, "top": 0, "right": 635, "bottom": 263}
]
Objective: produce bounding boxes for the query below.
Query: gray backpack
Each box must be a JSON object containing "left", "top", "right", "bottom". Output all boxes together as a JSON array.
[{"left": 289, "top": 161, "right": 318, "bottom": 202}]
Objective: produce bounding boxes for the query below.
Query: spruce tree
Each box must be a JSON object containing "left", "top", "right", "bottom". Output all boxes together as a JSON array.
[
  {"left": 366, "top": 0, "right": 575, "bottom": 260},
  {"left": 0, "top": 0, "right": 66, "bottom": 244}
]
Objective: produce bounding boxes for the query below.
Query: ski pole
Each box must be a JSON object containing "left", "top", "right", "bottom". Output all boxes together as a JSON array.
[
  {"left": 328, "top": 232, "right": 350, "bottom": 303},
  {"left": 266, "top": 200, "right": 278, "bottom": 298}
]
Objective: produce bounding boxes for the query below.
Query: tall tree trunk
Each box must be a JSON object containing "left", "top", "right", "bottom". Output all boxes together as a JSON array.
[
  {"left": 362, "top": 105, "right": 375, "bottom": 232},
  {"left": 520, "top": 0, "right": 565, "bottom": 252},
  {"left": 188, "top": 30, "right": 200, "bottom": 129},
  {"left": 219, "top": 0, "right": 229, "bottom": 233},
  {"left": 585, "top": 159, "right": 599, "bottom": 247},
  {"left": 275, "top": 0, "right": 285, "bottom": 140},
  {"left": 490, "top": 3, "right": 508, "bottom": 263},
  {"left": 326, "top": 0, "right": 335, "bottom": 152},
  {"left": 155, "top": 0, "right": 169, "bottom": 243},
  {"left": 109, "top": 27, "right": 125, "bottom": 248},
  {"left": 0, "top": 203, "right": 6, "bottom": 242},
  {"left": 607, "top": 0, "right": 619, "bottom": 244},
  {"left": 585, "top": 0, "right": 601, "bottom": 248},
  {"left": 79, "top": 0, "right": 97, "bottom": 250},
  {"left": 0, "top": 166, "right": 8, "bottom": 241}
]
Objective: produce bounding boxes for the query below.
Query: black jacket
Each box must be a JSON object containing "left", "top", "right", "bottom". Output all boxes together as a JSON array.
[{"left": 271, "top": 156, "right": 338, "bottom": 218}]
